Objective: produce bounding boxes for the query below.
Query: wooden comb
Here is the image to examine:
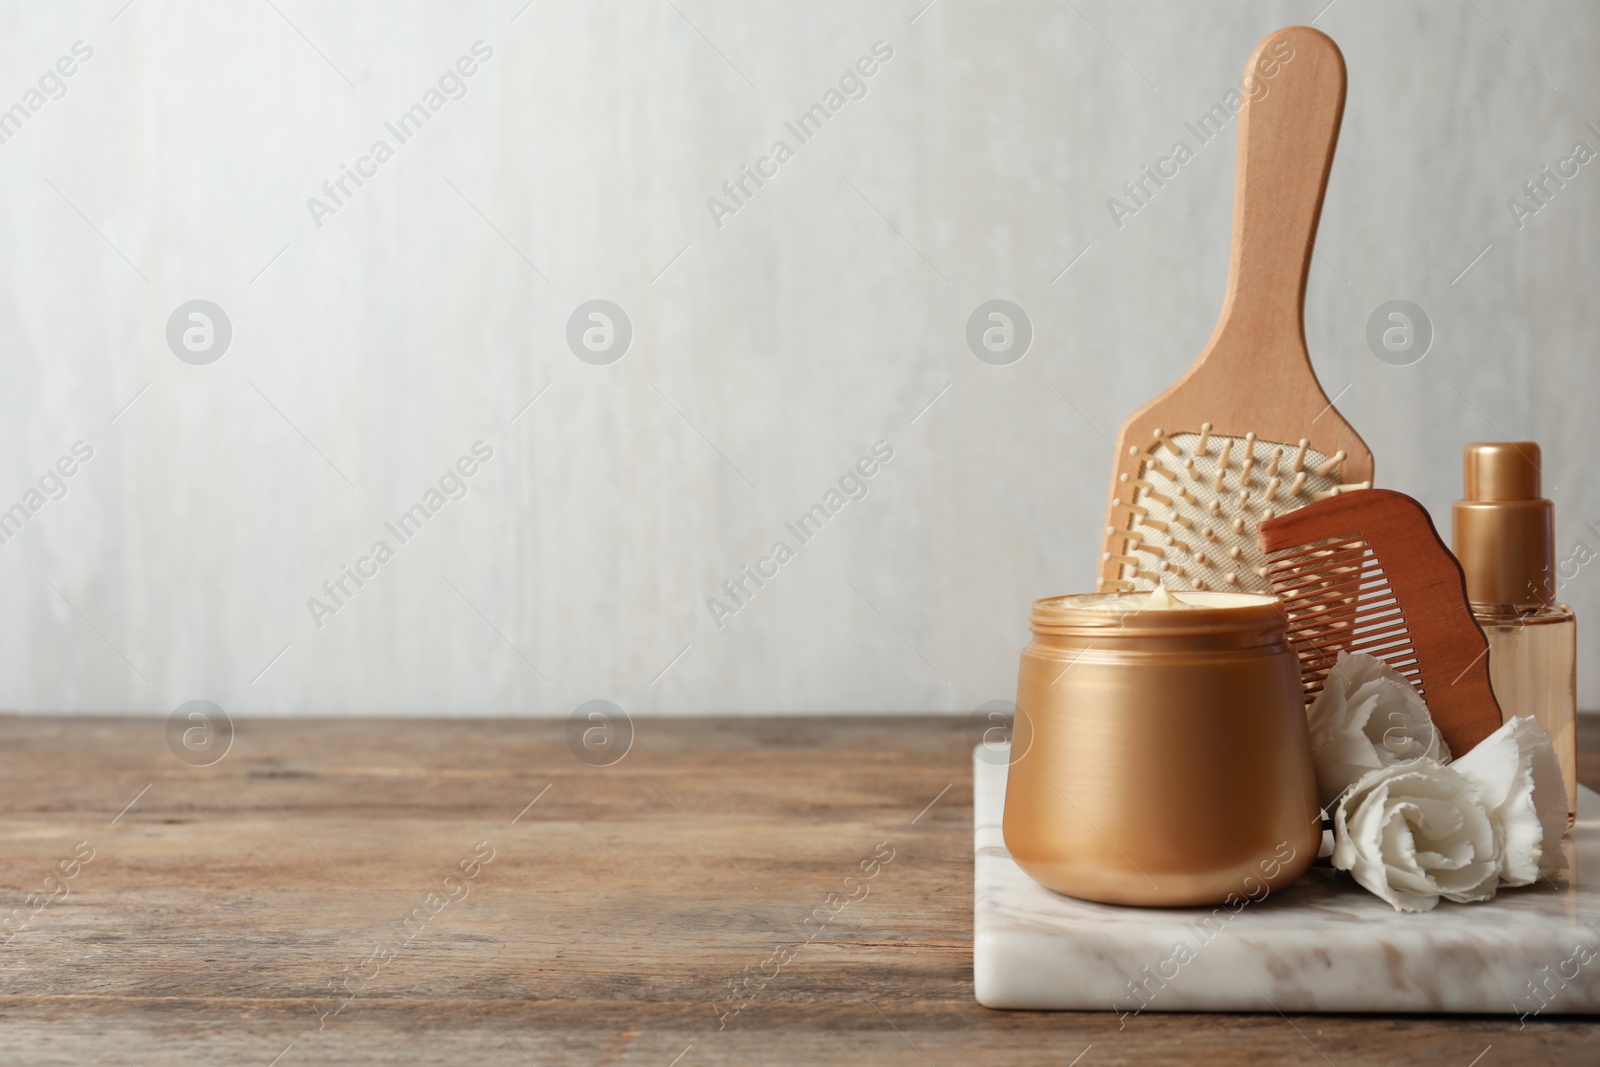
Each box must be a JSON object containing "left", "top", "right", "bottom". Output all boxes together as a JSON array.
[
  {"left": 1098, "top": 26, "right": 1372, "bottom": 596},
  {"left": 1259, "top": 488, "right": 1503, "bottom": 756}
]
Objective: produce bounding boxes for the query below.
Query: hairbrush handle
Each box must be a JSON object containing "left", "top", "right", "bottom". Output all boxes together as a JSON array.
[{"left": 1211, "top": 26, "right": 1346, "bottom": 367}]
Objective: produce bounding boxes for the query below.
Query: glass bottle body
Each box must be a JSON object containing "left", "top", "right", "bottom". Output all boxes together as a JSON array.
[{"left": 1476, "top": 604, "right": 1577, "bottom": 825}]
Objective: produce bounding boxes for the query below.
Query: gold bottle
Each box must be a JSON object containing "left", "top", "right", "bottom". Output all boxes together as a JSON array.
[
  {"left": 1003, "top": 591, "right": 1320, "bottom": 907},
  {"left": 1452, "top": 442, "right": 1577, "bottom": 824}
]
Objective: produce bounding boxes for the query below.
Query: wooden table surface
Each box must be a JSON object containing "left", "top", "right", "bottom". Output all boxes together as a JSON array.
[{"left": 1, "top": 713, "right": 1596, "bottom": 1066}]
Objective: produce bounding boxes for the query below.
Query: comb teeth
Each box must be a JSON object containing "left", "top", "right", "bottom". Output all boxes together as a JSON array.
[
  {"left": 1255, "top": 488, "right": 1505, "bottom": 755},
  {"left": 1098, "top": 428, "right": 1363, "bottom": 595},
  {"left": 1263, "top": 535, "right": 1422, "bottom": 700}
]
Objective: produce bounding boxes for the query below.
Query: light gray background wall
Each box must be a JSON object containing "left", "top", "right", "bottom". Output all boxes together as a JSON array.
[{"left": 0, "top": 0, "right": 1595, "bottom": 716}]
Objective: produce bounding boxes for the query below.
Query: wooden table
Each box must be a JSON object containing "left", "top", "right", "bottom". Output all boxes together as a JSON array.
[{"left": 1, "top": 714, "right": 1595, "bottom": 1065}]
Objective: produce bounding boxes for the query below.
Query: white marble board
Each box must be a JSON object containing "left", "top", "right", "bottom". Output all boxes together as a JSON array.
[{"left": 974, "top": 746, "right": 1600, "bottom": 1014}]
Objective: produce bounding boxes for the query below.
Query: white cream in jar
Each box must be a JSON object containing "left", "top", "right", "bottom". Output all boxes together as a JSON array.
[{"left": 1054, "top": 587, "right": 1278, "bottom": 612}]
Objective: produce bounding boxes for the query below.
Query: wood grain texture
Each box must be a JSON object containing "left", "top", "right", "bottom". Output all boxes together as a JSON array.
[
  {"left": 1099, "top": 25, "right": 1373, "bottom": 592},
  {"left": 0, "top": 714, "right": 1595, "bottom": 1066}
]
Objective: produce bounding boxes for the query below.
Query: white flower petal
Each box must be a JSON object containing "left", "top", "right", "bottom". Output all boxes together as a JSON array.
[
  {"left": 1452, "top": 715, "right": 1569, "bottom": 886},
  {"left": 1331, "top": 760, "right": 1501, "bottom": 912},
  {"left": 1307, "top": 653, "right": 1449, "bottom": 809}
]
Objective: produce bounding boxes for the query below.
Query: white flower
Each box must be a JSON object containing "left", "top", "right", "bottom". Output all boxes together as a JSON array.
[
  {"left": 1331, "top": 760, "right": 1500, "bottom": 913},
  {"left": 1306, "top": 652, "right": 1450, "bottom": 810},
  {"left": 1451, "top": 715, "right": 1568, "bottom": 886}
]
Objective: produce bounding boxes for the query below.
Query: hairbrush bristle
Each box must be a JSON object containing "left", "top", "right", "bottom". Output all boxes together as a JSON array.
[{"left": 1104, "top": 428, "right": 1365, "bottom": 594}]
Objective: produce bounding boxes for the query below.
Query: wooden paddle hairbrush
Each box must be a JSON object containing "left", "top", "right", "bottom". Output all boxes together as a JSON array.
[
  {"left": 1259, "top": 488, "right": 1503, "bottom": 756},
  {"left": 1098, "top": 26, "right": 1372, "bottom": 596}
]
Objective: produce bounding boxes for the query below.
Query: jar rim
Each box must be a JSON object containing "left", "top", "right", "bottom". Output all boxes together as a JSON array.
[{"left": 1030, "top": 590, "right": 1287, "bottom": 638}]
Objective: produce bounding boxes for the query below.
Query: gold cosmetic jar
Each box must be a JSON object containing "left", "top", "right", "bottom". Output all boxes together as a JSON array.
[{"left": 1002, "top": 590, "right": 1320, "bottom": 907}]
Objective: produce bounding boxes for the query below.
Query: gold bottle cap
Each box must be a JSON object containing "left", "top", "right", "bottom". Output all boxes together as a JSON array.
[{"left": 1451, "top": 442, "right": 1554, "bottom": 609}]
